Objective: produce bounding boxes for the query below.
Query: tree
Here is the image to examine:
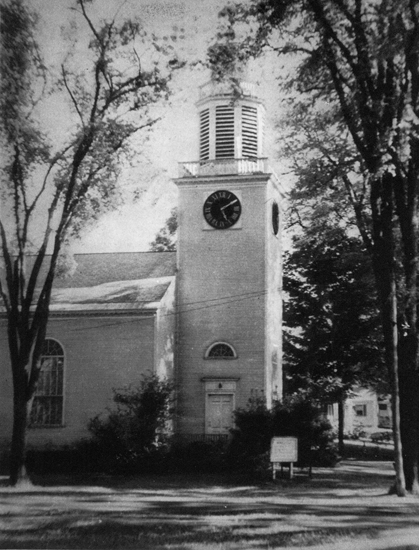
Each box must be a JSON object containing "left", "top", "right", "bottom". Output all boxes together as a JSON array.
[
  {"left": 284, "top": 228, "right": 386, "bottom": 454},
  {"left": 149, "top": 207, "right": 177, "bottom": 251},
  {"left": 0, "top": 0, "right": 184, "bottom": 486},
  {"left": 209, "top": 0, "right": 419, "bottom": 496},
  {"left": 280, "top": 110, "right": 385, "bottom": 453}
]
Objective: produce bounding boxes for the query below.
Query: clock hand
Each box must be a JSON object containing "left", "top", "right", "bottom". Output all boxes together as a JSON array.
[
  {"left": 220, "top": 199, "right": 238, "bottom": 211},
  {"left": 221, "top": 210, "right": 228, "bottom": 221}
]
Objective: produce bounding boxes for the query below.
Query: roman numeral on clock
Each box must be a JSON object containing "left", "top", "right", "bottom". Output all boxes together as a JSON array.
[{"left": 203, "top": 190, "right": 241, "bottom": 230}]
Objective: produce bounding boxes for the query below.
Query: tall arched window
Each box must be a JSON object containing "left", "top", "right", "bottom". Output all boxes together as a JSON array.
[
  {"left": 205, "top": 342, "right": 237, "bottom": 360},
  {"left": 30, "top": 339, "right": 64, "bottom": 426}
]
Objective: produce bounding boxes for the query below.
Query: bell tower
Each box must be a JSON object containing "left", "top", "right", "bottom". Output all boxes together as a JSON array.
[{"left": 175, "top": 79, "right": 283, "bottom": 436}]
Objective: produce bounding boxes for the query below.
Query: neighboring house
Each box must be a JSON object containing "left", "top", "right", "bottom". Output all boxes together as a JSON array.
[
  {"left": 327, "top": 388, "right": 392, "bottom": 434},
  {"left": 0, "top": 78, "right": 284, "bottom": 456}
]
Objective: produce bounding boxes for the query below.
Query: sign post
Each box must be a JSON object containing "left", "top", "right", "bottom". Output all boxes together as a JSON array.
[{"left": 270, "top": 437, "right": 298, "bottom": 479}]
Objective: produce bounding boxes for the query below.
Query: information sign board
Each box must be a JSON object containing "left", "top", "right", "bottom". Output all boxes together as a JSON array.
[{"left": 270, "top": 437, "right": 298, "bottom": 463}]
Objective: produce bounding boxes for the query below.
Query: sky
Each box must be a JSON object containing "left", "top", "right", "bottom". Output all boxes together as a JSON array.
[{"left": 31, "top": 0, "right": 289, "bottom": 253}]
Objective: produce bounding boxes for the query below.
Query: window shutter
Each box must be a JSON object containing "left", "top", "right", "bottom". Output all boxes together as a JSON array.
[
  {"left": 199, "top": 108, "right": 210, "bottom": 160},
  {"left": 241, "top": 105, "right": 258, "bottom": 158},
  {"left": 215, "top": 105, "right": 235, "bottom": 158}
]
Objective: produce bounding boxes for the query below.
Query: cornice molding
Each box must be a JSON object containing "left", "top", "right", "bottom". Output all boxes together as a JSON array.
[
  {"left": 0, "top": 310, "right": 156, "bottom": 320},
  {"left": 201, "top": 377, "right": 241, "bottom": 382},
  {"left": 174, "top": 173, "right": 273, "bottom": 189}
]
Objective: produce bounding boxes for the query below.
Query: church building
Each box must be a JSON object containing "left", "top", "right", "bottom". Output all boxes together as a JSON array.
[{"left": 0, "top": 79, "right": 283, "bottom": 453}]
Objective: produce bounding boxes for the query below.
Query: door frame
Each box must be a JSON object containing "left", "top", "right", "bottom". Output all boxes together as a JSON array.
[{"left": 202, "top": 378, "right": 239, "bottom": 435}]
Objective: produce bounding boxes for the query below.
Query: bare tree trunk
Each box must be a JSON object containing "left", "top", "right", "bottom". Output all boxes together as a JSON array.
[
  {"left": 371, "top": 175, "right": 406, "bottom": 496},
  {"left": 395, "top": 197, "right": 419, "bottom": 493},
  {"left": 399, "top": 367, "right": 419, "bottom": 493},
  {"left": 8, "top": 326, "right": 45, "bottom": 487},
  {"left": 338, "top": 397, "right": 345, "bottom": 457},
  {"left": 9, "top": 388, "right": 32, "bottom": 487},
  {"left": 385, "top": 290, "right": 405, "bottom": 496},
  {"left": 6, "top": 257, "right": 52, "bottom": 486},
  {"left": 376, "top": 273, "right": 406, "bottom": 496}
]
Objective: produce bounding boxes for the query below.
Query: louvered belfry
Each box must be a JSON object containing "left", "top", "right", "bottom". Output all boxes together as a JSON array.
[{"left": 197, "top": 79, "right": 264, "bottom": 163}]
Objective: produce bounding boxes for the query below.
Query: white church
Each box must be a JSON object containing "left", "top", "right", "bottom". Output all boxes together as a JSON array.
[{"left": 0, "top": 79, "right": 283, "bottom": 452}]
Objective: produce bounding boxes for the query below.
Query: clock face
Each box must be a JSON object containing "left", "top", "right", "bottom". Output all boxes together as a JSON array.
[{"left": 203, "top": 190, "right": 242, "bottom": 229}]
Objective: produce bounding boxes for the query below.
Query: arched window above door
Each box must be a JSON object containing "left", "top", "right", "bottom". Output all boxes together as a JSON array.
[{"left": 205, "top": 342, "right": 237, "bottom": 360}]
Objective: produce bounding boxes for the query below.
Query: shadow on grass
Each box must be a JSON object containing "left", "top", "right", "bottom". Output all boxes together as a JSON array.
[
  {"left": 2, "top": 461, "right": 418, "bottom": 549},
  {"left": 0, "top": 520, "right": 381, "bottom": 550}
]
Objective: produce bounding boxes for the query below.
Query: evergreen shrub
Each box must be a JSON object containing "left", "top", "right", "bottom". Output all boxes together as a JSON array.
[
  {"left": 227, "top": 395, "right": 338, "bottom": 478},
  {"left": 272, "top": 395, "right": 338, "bottom": 467},
  {"left": 85, "top": 373, "right": 174, "bottom": 473}
]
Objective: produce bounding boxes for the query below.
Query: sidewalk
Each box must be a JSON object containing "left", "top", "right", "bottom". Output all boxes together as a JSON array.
[{"left": 1, "top": 460, "right": 419, "bottom": 549}]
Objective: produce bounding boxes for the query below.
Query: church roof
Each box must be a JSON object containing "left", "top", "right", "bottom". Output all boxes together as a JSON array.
[
  {"left": 0, "top": 251, "right": 177, "bottom": 314},
  {"left": 54, "top": 251, "right": 177, "bottom": 288},
  {"left": 49, "top": 276, "right": 175, "bottom": 313}
]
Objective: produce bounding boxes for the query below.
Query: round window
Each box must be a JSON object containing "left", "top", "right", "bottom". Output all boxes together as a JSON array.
[{"left": 272, "top": 201, "right": 279, "bottom": 235}]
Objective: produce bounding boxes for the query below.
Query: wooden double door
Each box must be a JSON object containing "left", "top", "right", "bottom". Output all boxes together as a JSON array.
[{"left": 206, "top": 393, "right": 234, "bottom": 434}]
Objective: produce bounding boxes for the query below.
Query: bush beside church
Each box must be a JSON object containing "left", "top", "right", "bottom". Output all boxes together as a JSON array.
[{"left": 2, "top": 389, "right": 337, "bottom": 479}]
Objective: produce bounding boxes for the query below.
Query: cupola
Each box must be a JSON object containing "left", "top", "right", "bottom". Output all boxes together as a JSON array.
[
  {"left": 179, "top": 78, "right": 268, "bottom": 177},
  {"left": 197, "top": 79, "right": 265, "bottom": 161}
]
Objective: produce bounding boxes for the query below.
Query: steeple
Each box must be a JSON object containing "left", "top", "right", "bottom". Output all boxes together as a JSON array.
[{"left": 174, "top": 78, "right": 283, "bottom": 436}]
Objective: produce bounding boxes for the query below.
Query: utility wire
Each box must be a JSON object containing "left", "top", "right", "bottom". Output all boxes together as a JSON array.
[{"left": 0, "top": 285, "right": 282, "bottom": 337}]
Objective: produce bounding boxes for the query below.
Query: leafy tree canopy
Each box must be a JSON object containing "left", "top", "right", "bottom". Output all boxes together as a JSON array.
[
  {"left": 0, "top": 0, "right": 185, "bottom": 486},
  {"left": 149, "top": 207, "right": 177, "bottom": 251},
  {"left": 284, "top": 227, "right": 386, "bottom": 402}
]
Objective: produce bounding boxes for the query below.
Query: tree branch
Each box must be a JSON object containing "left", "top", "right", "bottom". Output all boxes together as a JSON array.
[
  {"left": 342, "top": 173, "right": 373, "bottom": 252},
  {"left": 61, "top": 65, "right": 85, "bottom": 126},
  {"left": 78, "top": 0, "right": 101, "bottom": 45}
]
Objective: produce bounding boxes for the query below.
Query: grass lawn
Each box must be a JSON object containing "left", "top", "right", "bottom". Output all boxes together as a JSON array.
[{"left": 1, "top": 460, "right": 419, "bottom": 549}]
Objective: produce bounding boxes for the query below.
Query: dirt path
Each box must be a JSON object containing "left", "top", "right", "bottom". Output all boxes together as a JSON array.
[{"left": 1, "top": 460, "right": 419, "bottom": 549}]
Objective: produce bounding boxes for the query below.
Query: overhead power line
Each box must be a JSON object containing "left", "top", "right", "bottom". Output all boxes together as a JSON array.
[{"left": 0, "top": 285, "right": 282, "bottom": 337}]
